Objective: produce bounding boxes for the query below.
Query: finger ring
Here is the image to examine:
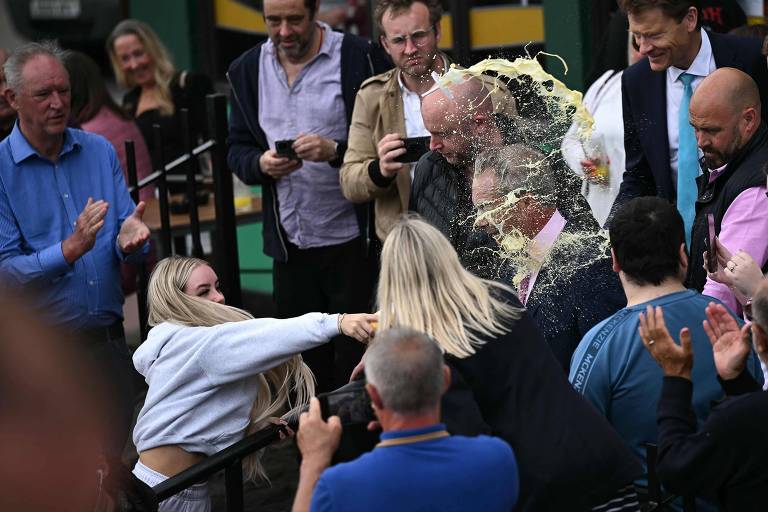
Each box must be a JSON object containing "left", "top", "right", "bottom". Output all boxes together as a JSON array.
[
  {"left": 648, "top": 339, "right": 655, "bottom": 346},
  {"left": 727, "top": 262, "right": 735, "bottom": 271}
]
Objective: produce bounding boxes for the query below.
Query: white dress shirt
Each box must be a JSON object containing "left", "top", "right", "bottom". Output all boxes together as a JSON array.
[
  {"left": 398, "top": 55, "right": 447, "bottom": 181},
  {"left": 666, "top": 29, "right": 715, "bottom": 188}
]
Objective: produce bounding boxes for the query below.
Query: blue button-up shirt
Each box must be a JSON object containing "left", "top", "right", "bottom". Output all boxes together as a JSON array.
[
  {"left": 258, "top": 23, "right": 359, "bottom": 249},
  {"left": 0, "top": 124, "right": 147, "bottom": 329}
]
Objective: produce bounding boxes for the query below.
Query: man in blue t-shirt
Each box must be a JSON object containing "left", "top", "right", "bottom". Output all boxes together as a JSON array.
[
  {"left": 569, "top": 197, "right": 763, "bottom": 508},
  {"left": 292, "top": 328, "right": 519, "bottom": 512}
]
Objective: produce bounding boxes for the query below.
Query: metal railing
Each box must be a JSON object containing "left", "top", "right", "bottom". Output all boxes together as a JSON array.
[
  {"left": 153, "top": 423, "right": 286, "bottom": 512},
  {"left": 124, "top": 93, "right": 244, "bottom": 338},
  {"left": 645, "top": 443, "right": 696, "bottom": 512}
]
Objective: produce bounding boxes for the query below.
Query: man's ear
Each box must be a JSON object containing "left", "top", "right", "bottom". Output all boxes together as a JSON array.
[
  {"left": 752, "top": 323, "right": 768, "bottom": 362},
  {"left": 366, "top": 383, "right": 384, "bottom": 410},
  {"left": 472, "top": 112, "right": 490, "bottom": 126},
  {"left": 379, "top": 34, "right": 392, "bottom": 56},
  {"left": 442, "top": 364, "right": 451, "bottom": 393},
  {"left": 679, "top": 242, "right": 689, "bottom": 273},
  {"left": 742, "top": 107, "right": 758, "bottom": 133},
  {"left": 684, "top": 6, "right": 698, "bottom": 32},
  {"left": 611, "top": 247, "right": 621, "bottom": 274},
  {"left": 4, "top": 88, "right": 18, "bottom": 111}
]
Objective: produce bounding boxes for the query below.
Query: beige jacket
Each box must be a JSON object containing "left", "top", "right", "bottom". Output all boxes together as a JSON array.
[{"left": 340, "top": 66, "right": 410, "bottom": 241}]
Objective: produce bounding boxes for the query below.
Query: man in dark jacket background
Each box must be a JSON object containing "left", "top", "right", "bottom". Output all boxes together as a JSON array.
[{"left": 226, "top": 0, "right": 390, "bottom": 391}]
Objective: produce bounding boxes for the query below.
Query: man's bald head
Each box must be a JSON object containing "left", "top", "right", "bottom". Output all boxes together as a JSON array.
[
  {"left": 421, "top": 76, "right": 502, "bottom": 166},
  {"left": 688, "top": 67, "right": 761, "bottom": 169},
  {"left": 422, "top": 76, "right": 495, "bottom": 120},
  {"left": 692, "top": 68, "right": 760, "bottom": 121}
]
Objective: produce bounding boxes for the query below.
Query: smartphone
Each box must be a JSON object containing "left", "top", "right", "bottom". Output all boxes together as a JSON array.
[
  {"left": 318, "top": 381, "right": 373, "bottom": 426},
  {"left": 275, "top": 139, "right": 299, "bottom": 160},
  {"left": 393, "top": 136, "right": 431, "bottom": 164},
  {"left": 706, "top": 213, "right": 717, "bottom": 273}
]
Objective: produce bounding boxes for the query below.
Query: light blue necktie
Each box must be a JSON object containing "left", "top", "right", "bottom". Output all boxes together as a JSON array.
[{"left": 677, "top": 72, "right": 698, "bottom": 250}]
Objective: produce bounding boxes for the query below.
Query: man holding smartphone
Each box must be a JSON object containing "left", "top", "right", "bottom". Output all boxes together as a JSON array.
[
  {"left": 684, "top": 68, "right": 768, "bottom": 317},
  {"left": 340, "top": 0, "right": 448, "bottom": 241},
  {"left": 227, "top": 0, "right": 390, "bottom": 392}
]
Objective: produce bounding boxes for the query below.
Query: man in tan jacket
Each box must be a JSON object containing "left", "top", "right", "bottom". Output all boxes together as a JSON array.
[{"left": 340, "top": 0, "right": 447, "bottom": 241}]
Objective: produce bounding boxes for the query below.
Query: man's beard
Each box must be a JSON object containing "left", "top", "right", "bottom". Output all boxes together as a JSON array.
[
  {"left": 704, "top": 132, "right": 742, "bottom": 170},
  {"left": 401, "top": 52, "right": 439, "bottom": 79}
]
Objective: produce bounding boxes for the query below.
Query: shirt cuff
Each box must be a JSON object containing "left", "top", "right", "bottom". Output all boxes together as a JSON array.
[
  {"left": 717, "top": 370, "right": 760, "bottom": 396},
  {"left": 41, "top": 242, "right": 72, "bottom": 275},
  {"left": 115, "top": 236, "right": 150, "bottom": 263},
  {"left": 328, "top": 140, "right": 347, "bottom": 168},
  {"left": 367, "top": 159, "right": 396, "bottom": 188},
  {"left": 658, "top": 376, "right": 693, "bottom": 415}
]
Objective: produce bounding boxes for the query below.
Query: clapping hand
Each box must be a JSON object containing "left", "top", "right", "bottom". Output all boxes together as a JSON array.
[
  {"left": 118, "top": 201, "right": 150, "bottom": 254},
  {"left": 62, "top": 198, "right": 109, "bottom": 264},
  {"left": 638, "top": 305, "right": 694, "bottom": 380},
  {"left": 702, "top": 302, "right": 751, "bottom": 381}
]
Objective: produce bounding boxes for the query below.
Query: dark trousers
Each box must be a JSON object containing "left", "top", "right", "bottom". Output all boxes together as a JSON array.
[
  {"left": 81, "top": 322, "right": 139, "bottom": 458},
  {"left": 273, "top": 237, "right": 374, "bottom": 393}
]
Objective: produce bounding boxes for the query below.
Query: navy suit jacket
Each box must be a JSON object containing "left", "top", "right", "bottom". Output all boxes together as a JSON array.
[
  {"left": 525, "top": 214, "right": 627, "bottom": 372},
  {"left": 614, "top": 32, "right": 768, "bottom": 207}
]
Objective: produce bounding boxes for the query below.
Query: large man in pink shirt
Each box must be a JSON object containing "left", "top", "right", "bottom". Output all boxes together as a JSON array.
[{"left": 686, "top": 67, "right": 768, "bottom": 315}]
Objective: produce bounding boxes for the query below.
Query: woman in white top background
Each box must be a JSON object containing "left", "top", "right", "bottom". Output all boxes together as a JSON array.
[{"left": 561, "top": 12, "right": 641, "bottom": 226}]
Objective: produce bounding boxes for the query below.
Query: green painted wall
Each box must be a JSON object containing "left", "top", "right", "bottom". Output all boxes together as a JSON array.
[
  {"left": 542, "top": 0, "right": 592, "bottom": 92},
  {"left": 129, "top": 0, "right": 201, "bottom": 70}
]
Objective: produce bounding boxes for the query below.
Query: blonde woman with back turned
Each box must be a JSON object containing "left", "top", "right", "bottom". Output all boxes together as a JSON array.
[
  {"left": 376, "top": 216, "right": 642, "bottom": 511},
  {"left": 132, "top": 256, "right": 376, "bottom": 511}
]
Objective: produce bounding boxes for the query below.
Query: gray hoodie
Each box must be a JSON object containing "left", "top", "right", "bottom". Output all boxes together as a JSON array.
[{"left": 132, "top": 313, "right": 339, "bottom": 455}]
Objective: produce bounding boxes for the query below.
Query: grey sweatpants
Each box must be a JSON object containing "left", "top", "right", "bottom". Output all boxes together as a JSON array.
[{"left": 133, "top": 460, "right": 211, "bottom": 512}]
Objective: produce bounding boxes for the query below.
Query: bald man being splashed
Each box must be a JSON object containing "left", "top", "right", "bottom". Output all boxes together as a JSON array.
[
  {"left": 685, "top": 67, "right": 768, "bottom": 316},
  {"left": 408, "top": 75, "right": 513, "bottom": 276}
]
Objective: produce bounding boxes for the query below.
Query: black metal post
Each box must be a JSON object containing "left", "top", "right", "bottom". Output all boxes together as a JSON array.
[
  {"left": 224, "top": 462, "right": 244, "bottom": 512},
  {"left": 449, "top": 0, "right": 471, "bottom": 67},
  {"left": 125, "top": 140, "right": 149, "bottom": 341},
  {"left": 153, "top": 124, "right": 173, "bottom": 257},
  {"left": 207, "top": 94, "right": 242, "bottom": 308},
  {"left": 645, "top": 443, "right": 661, "bottom": 507},
  {"left": 181, "top": 108, "right": 204, "bottom": 258}
]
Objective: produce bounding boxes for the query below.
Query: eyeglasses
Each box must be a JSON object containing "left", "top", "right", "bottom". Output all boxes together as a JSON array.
[{"left": 385, "top": 26, "right": 435, "bottom": 48}]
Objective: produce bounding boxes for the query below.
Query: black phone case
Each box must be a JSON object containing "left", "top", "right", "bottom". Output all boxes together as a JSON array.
[{"left": 393, "top": 136, "right": 431, "bottom": 164}]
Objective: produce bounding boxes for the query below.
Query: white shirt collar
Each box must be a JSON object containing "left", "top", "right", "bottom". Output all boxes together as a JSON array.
[
  {"left": 668, "top": 29, "right": 713, "bottom": 82},
  {"left": 527, "top": 210, "right": 567, "bottom": 265}
]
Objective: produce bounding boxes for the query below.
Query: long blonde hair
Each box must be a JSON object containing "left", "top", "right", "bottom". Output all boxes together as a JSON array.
[
  {"left": 107, "top": 19, "right": 176, "bottom": 116},
  {"left": 377, "top": 216, "right": 522, "bottom": 358},
  {"left": 147, "top": 256, "right": 314, "bottom": 481}
]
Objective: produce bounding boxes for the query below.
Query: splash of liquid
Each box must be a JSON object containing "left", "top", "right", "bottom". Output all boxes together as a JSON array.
[{"left": 446, "top": 55, "right": 611, "bottom": 293}]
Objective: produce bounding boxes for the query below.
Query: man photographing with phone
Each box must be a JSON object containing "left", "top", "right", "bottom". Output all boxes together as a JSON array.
[
  {"left": 685, "top": 68, "right": 768, "bottom": 317},
  {"left": 291, "top": 328, "right": 519, "bottom": 512},
  {"left": 340, "top": 0, "right": 448, "bottom": 241}
]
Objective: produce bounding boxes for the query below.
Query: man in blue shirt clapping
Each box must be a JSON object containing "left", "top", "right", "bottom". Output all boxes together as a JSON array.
[{"left": 0, "top": 41, "right": 150, "bottom": 457}]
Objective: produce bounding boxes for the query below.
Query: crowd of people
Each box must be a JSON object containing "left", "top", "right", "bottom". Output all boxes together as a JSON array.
[{"left": 1, "top": 0, "right": 768, "bottom": 511}]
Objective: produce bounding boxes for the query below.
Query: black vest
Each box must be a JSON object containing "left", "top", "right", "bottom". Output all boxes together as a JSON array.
[{"left": 686, "top": 123, "right": 768, "bottom": 291}]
